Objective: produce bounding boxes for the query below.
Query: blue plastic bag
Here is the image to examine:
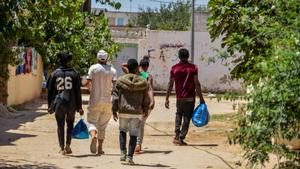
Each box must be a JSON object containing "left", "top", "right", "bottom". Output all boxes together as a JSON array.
[
  {"left": 192, "top": 103, "right": 210, "bottom": 127},
  {"left": 72, "top": 117, "right": 89, "bottom": 139}
]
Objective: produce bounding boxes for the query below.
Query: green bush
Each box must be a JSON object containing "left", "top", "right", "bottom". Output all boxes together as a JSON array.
[{"left": 208, "top": 0, "right": 300, "bottom": 167}]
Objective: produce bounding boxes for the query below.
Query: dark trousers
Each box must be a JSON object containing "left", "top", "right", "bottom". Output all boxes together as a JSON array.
[
  {"left": 55, "top": 105, "right": 75, "bottom": 150},
  {"left": 175, "top": 100, "right": 195, "bottom": 140},
  {"left": 119, "top": 131, "right": 137, "bottom": 158}
]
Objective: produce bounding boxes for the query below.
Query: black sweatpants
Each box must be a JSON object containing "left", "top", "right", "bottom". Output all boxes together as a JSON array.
[
  {"left": 175, "top": 99, "right": 195, "bottom": 140},
  {"left": 55, "top": 105, "right": 75, "bottom": 150}
]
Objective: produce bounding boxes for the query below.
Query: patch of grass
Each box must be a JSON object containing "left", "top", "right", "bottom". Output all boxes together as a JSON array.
[
  {"left": 206, "top": 93, "right": 247, "bottom": 102},
  {"left": 210, "top": 113, "right": 238, "bottom": 122}
]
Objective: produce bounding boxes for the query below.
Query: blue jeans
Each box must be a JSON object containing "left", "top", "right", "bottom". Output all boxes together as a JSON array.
[
  {"left": 119, "top": 131, "right": 137, "bottom": 158},
  {"left": 119, "top": 117, "right": 141, "bottom": 158}
]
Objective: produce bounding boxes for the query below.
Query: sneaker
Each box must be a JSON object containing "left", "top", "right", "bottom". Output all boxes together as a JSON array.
[
  {"left": 173, "top": 137, "right": 180, "bottom": 145},
  {"left": 125, "top": 157, "right": 135, "bottom": 165},
  {"left": 90, "top": 137, "right": 97, "bottom": 154},
  {"left": 179, "top": 139, "right": 188, "bottom": 146},
  {"left": 134, "top": 144, "right": 141, "bottom": 154},
  {"left": 120, "top": 150, "right": 126, "bottom": 161},
  {"left": 64, "top": 145, "right": 72, "bottom": 154}
]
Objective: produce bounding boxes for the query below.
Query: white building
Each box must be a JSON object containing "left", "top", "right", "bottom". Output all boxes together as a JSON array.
[{"left": 92, "top": 9, "right": 243, "bottom": 92}]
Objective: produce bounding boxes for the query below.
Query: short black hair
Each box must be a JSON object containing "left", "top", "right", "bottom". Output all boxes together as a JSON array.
[
  {"left": 139, "top": 56, "right": 150, "bottom": 68},
  {"left": 57, "top": 51, "right": 72, "bottom": 65},
  {"left": 127, "top": 59, "right": 139, "bottom": 73},
  {"left": 178, "top": 48, "right": 189, "bottom": 60}
]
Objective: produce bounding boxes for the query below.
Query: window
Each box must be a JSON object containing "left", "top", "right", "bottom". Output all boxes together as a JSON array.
[{"left": 116, "top": 18, "right": 125, "bottom": 26}]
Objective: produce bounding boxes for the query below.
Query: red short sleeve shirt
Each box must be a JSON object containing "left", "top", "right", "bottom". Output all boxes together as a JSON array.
[{"left": 170, "top": 62, "right": 198, "bottom": 99}]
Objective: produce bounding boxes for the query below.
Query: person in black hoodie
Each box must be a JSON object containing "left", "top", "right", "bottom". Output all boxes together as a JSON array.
[{"left": 47, "top": 51, "right": 84, "bottom": 155}]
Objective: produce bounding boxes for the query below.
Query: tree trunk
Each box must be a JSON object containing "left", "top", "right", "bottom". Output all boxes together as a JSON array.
[
  {"left": 82, "top": 0, "right": 91, "bottom": 13},
  {"left": 0, "top": 64, "right": 8, "bottom": 104}
]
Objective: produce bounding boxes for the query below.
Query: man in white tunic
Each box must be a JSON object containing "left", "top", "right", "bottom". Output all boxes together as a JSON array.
[{"left": 85, "top": 50, "right": 117, "bottom": 155}]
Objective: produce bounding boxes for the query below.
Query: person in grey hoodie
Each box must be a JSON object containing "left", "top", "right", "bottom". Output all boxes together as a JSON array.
[{"left": 112, "top": 59, "right": 150, "bottom": 165}]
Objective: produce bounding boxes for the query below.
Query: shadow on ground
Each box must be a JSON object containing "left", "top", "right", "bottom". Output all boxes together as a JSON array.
[
  {"left": 69, "top": 154, "right": 106, "bottom": 158},
  {"left": 187, "top": 143, "right": 218, "bottom": 147},
  {"left": 149, "top": 134, "right": 174, "bottom": 137},
  {"left": 73, "top": 166, "right": 94, "bottom": 169},
  {"left": 140, "top": 150, "right": 173, "bottom": 155},
  {"left": 0, "top": 98, "right": 47, "bottom": 146},
  {"left": 0, "top": 159, "right": 60, "bottom": 169},
  {"left": 123, "top": 163, "right": 170, "bottom": 168}
]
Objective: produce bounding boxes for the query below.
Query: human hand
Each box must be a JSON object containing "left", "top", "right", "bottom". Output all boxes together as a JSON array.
[
  {"left": 78, "top": 109, "right": 84, "bottom": 116},
  {"left": 200, "top": 98, "right": 205, "bottom": 104},
  {"left": 143, "top": 112, "right": 148, "bottom": 119},
  {"left": 165, "top": 99, "right": 169, "bottom": 109},
  {"left": 48, "top": 108, "right": 54, "bottom": 114},
  {"left": 113, "top": 112, "right": 118, "bottom": 121},
  {"left": 149, "top": 102, "right": 155, "bottom": 110}
]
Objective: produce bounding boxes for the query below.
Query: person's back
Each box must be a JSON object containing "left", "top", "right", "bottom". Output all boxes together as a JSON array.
[
  {"left": 48, "top": 67, "right": 82, "bottom": 112},
  {"left": 47, "top": 51, "right": 83, "bottom": 155},
  {"left": 171, "top": 62, "right": 197, "bottom": 100},
  {"left": 165, "top": 48, "right": 205, "bottom": 146},
  {"left": 114, "top": 73, "right": 149, "bottom": 116},
  {"left": 112, "top": 59, "right": 150, "bottom": 165},
  {"left": 85, "top": 50, "right": 117, "bottom": 155},
  {"left": 88, "top": 63, "right": 116, "bottom": 104},
  {"left": 135, "top": 57, "right": 155, "bottom": 153}
]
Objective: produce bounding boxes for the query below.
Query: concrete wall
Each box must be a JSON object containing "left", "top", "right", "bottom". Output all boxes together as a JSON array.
[
  {"left": 194, "top": 12, "right": 209, "bottom": 32},
  {"left": 113, "top": 43, "right": 138, "bottom": 77},
  {"left": 109, "top": 12, "right": 243, "bottom": 92},
  {"left": 7, "top": 55, "right": 43, "bottom": 106},
  {"left": 137, "top": 30, "right": 242, "bottom": 92}
]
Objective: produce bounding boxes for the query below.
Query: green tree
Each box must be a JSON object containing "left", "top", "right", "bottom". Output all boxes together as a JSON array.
[
  {"left": 16, "top": 0, "right": 120, "bottom": 74},
  {"left": 208, "top": 0, "right": 300, "bottom": 167},
  {"left": 0, "top": 0, "right": 121, "bottom": 101},
  {"left": 130, "top": 0, "right": 191, "bottom": 31},
  {"left": 196, "top": 5, "right": 208, "bottom": 12}
]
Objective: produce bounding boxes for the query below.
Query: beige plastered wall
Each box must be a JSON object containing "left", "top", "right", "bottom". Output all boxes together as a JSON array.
[
  {"left": 7, "top": 55, "right": 43, "bottom": 106},
  {"left": 137, "top": 30, "right": 242, "bottom": 92}
]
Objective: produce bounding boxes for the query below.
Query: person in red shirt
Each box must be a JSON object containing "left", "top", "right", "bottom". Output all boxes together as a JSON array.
[{"left": 165, "top": 48, "right": 205, "bottom": 145}]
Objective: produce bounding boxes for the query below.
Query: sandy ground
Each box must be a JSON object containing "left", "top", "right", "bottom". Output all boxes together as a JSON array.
[{"left": 0, "top": 95, "right": 276, "bottom": 169}]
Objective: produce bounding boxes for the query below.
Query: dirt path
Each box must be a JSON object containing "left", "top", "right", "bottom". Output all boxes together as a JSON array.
[{"left": 0, "top": 95, "right": 265, "bottom": 169}]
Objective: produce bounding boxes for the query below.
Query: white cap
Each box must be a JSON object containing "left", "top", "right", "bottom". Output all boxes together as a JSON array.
[{"left": 97, "top": 50, "right": 108, "bottom": 60}]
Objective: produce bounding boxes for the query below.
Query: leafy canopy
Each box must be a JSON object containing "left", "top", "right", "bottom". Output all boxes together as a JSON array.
[
  {"left": 130, "top": 0, "right": 191, "bottom": 31},
  {"left": 0, "top": 0, "right": 121, "bottom": 101},
  {"left": 208, "top": 0, "right": 300, "bottom": 167}
]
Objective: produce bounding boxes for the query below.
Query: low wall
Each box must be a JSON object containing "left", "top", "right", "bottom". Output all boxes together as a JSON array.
[
  {"left": 137, "top": 30, "right": 242, "bottom": 92},
  {"left": 7, "top": 55, "right": 43, "bottom": 106}
]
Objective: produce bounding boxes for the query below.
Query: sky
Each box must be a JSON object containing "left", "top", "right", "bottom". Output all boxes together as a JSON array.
[{"left": 92, "top": 0, "right": 209, "bottom": 12}]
